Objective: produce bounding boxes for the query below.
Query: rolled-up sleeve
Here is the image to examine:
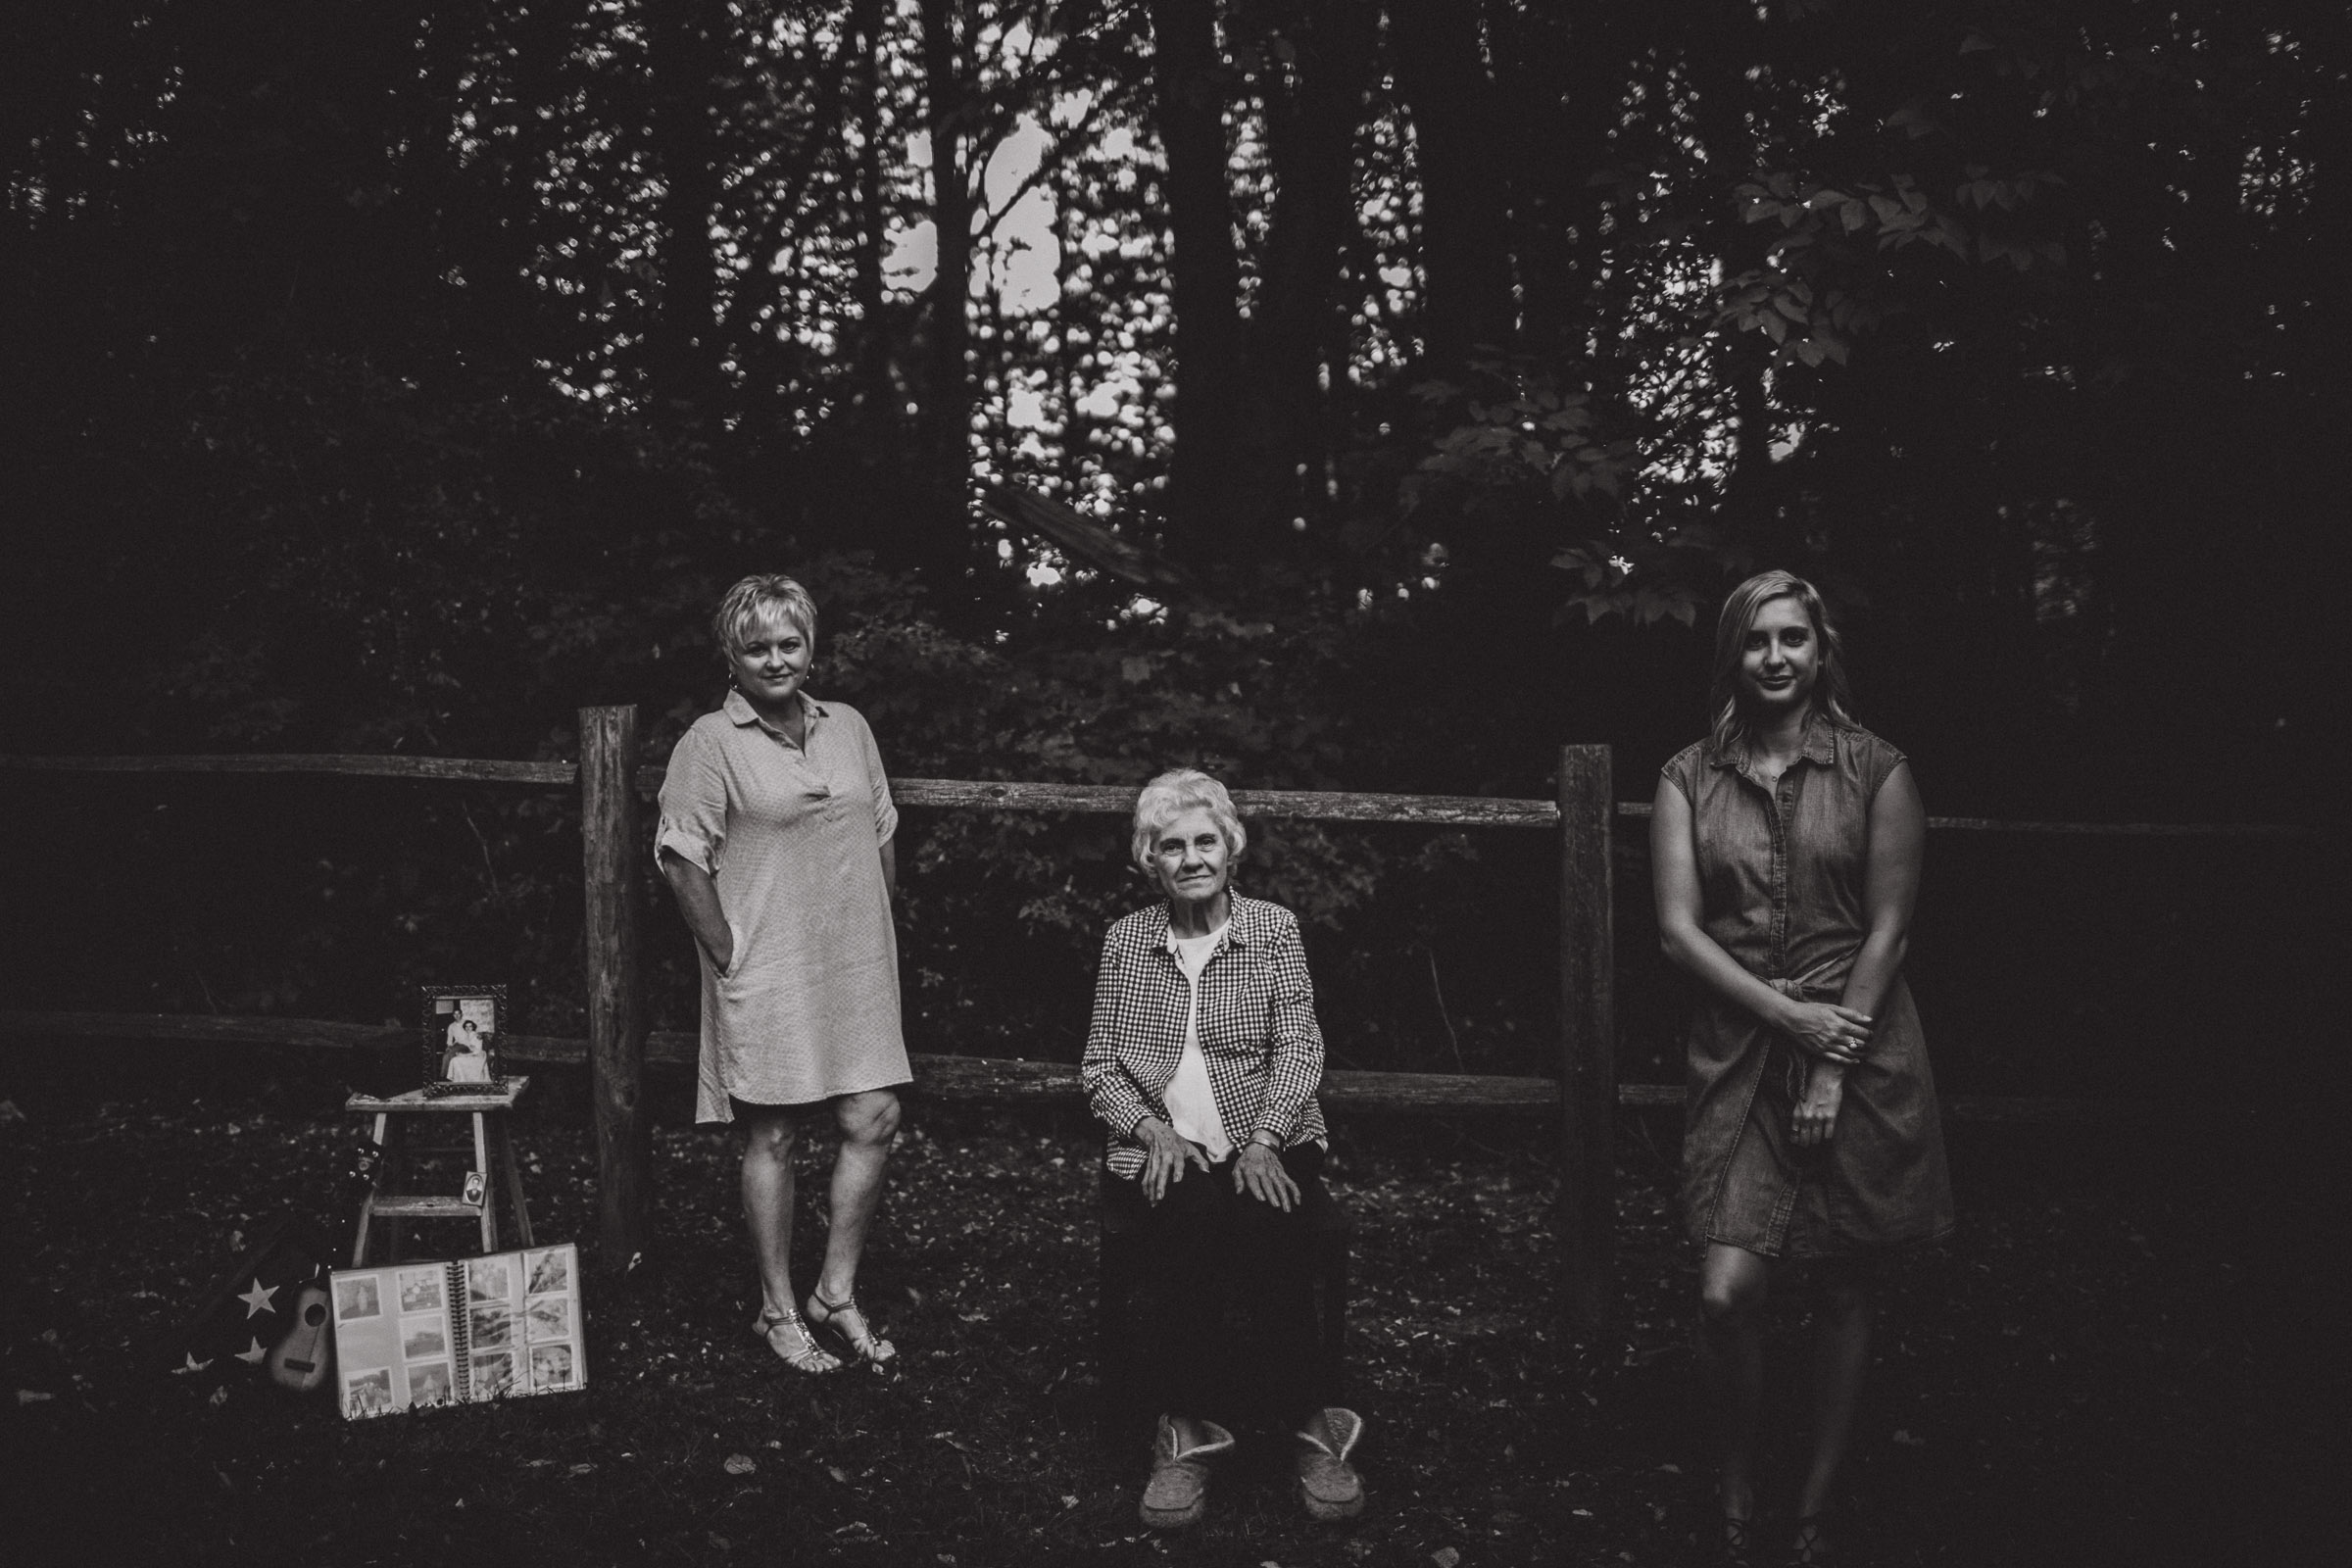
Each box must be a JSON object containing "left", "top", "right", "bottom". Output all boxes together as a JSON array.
[
  {"left": 1248, "top": 910, "right": 1325, "bottom": 1142},
  {"left": 854, "top": 710, "right": 898, "bottom": 845},
  {"left": 655, "top": 726, "right": 728, "bottom": 874},
  {"left": 1081, "top": 937, "right": 1155, "bottom": 1139}
]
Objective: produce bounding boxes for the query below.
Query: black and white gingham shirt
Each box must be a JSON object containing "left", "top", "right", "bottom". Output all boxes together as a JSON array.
[{"left": 1082, "top": 893, "right": 1329, "bottom": 1179}]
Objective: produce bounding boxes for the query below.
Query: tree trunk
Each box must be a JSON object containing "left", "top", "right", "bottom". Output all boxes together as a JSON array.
[
  {"left": 646, "top": 0, "right": 728, "bottom": 423},
  {"left": 1146, "top": 0, "right": 1246, "bottom": 567},
  {"left": 1494, "top": 1, "right": 1641, "bottom": 362},
  {"left": 915, "top": 0, "right": 978, "bottom": 584},
  {"left": 1234, "top": 0, "right": 1378, "bottom": 544},
  {"left": 1390, "top": 0, "right": 1514, "bottom": 368},
  {"left": 1683, "top": 0, "right": 1781, "bottom": 548},
  {"left": 850, "top": 0, "right": 888, "bottom": 405}
]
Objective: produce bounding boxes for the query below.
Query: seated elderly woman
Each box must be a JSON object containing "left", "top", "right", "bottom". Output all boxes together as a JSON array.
[{"left": 1081, "top": 767, "right": 1365, "bottom": 1530}]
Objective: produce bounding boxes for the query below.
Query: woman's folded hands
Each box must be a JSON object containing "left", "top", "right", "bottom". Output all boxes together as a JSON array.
[{"left": 1777, "top": 998, "right": 1872, "bottom": 1065}]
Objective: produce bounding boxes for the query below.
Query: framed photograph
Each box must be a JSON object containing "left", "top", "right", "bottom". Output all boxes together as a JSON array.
[{"left": 420, "top": 985, "right": 506, "bottom": 1087}]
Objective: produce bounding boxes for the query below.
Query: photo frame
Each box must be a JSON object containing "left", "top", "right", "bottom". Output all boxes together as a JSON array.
[{"left": 420, "top": 985, "right": 507, "bottom": 1087}]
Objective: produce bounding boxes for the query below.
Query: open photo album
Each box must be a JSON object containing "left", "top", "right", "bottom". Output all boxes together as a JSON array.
[{"left": 329, "top": 1243, "right": 585, "bottom": 1420}]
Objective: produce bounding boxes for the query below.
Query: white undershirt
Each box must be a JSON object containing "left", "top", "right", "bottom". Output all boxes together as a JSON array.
[{"left": 1162, "top": 923, "right": 1234, "bottom": 1160}]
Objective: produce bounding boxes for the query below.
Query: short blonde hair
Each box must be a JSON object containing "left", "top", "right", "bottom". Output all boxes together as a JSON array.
[
  {"left": 1129, "top": 767, "right": 1247, "bottom": 873},
  {"left": 711, "top": 574, "right": 817, "bottom": 659}
]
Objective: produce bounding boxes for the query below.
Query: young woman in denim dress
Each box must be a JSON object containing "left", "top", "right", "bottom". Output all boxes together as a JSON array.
[{"left": 1651, "top": 570, "right": 1954, "bottom": 1566}]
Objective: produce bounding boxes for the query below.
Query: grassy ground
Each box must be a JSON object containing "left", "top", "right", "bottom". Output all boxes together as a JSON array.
[{"left": 0, "top": 1072, "right": 2331, "bottom": 1567}]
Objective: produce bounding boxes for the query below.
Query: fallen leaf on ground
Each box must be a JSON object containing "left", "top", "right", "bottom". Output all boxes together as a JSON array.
[{"left": 723, "top": 1453, "right": 756, "bottom": 1475}]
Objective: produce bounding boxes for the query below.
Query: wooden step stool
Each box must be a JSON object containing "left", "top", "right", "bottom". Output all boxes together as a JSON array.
[{"left": 346, "top": 1078, "right": 536, "bottom": 1266}]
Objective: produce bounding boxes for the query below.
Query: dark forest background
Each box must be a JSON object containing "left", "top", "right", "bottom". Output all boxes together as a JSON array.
[{"left": 2, "top": 1, "right": 2339, "bottom": 1091}]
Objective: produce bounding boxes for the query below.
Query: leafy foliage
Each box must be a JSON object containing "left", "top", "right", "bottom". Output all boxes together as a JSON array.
[{"left": 0, "top": 0, "right": 2336, "bottom": 1056}]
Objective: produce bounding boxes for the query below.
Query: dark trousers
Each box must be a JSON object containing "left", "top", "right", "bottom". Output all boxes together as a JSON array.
[{"left": 1108, "top": 1145, "right": 1338, "bottom": 1433}]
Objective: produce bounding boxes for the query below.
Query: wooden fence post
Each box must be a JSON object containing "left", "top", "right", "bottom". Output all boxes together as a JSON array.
[
  {"left": 580, "top": 705, "right": 650, "bottom": 1265},
  {"left": 1557, "top": 744, "right": 1616, "bottom": 1332}
]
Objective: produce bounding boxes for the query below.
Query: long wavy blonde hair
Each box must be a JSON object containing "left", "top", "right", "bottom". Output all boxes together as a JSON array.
[{"left": 1706, "top": 569, "right": 1855, "bottom": 759}]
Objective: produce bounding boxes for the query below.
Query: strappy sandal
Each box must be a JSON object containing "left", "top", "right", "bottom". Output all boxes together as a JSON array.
[
  {"left": 1788, "top": 1514, "right": 1838, "bottom": 1565},
  {"left": 804, "top": 1289, "right": 897, "bottom": 1369},
  {"left": 752, "top": 1305, "right": 842, "bottom": 1374}
]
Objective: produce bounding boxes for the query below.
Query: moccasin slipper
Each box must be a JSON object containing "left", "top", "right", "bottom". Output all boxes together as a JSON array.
[
  {"left": 1138, "top": 1413, "right": 1234, "bottom": 1530},
  {"left": 1294, "top": 1406, "right": 1366, "bottom": 1521}
]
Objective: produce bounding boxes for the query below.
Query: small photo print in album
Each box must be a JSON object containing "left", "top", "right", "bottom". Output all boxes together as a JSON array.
[
  {"left": 467, "top": 1254, "right": 513, "bottom": 1306},
  {"left": 525, "top": 1248, "right": 570, "bottom": 1297},
  {"left": 525, "top": 1295, "right": 571, "bottom": 1344},
  {"left": 406, "top": 1361, "right": 453, "bottom": 1405},
  {"left": 334, "top": 1275, "right": 383, "bottom": 1323},
  {"left": 469, "top": 1303, "right": 513, "bottom": 1350},
  {"left": 402, "top": 1315, "right": 448, "bottom": 1361},
  {"left": 529, "top": 1343, "right": 577, "bottom": 1393},
  {"left": 343, "top": 1368, "right": 395, "bottom": 1420},
  {"left": 469, "top": 1351, "right": 516, "bottom": 1398},
  {"left": 397, "top": 1267, "right": 445, "bottom": 1314}
]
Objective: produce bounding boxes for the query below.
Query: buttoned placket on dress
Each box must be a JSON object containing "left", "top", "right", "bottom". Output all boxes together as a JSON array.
[
  {"left": 755, "top": 706, "right": 833, "bottom": 801},
  {"left": 1725, "top": 749, "right": 1818, "bottom": 1250}
]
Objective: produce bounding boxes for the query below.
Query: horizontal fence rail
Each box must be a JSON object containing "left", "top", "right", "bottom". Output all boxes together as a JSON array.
[
  {"left": 0, "top": 753, "right": 577, "bottom": 786},
  {"left": 1, "top": 753, "right": 2313, "bottom": 836},
  {"left": 0, "top": 1009, "right": 2187, "bottom": 1125},
  {"left": 1, "top": 727, "right": 2313, "bottom": 1328}
]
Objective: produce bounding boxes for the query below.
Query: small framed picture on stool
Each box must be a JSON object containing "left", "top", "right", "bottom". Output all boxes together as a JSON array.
[{"left": 421, "top": 985, "right": 506, "bottom": 1090}]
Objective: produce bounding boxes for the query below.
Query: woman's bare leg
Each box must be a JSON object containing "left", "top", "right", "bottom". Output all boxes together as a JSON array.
[
  {"left": 738, "top": 1107, "right": 803, "bottom": 1317},
  {"left": 1699, "top": 1243, "right": 1774, "bottom": 1525},
  {"left": 814, "top": 1088, "right": 902, "bottom": 1301},
  {"left": 1797, "top": 1257, "right": 1875, "bottom": 1522}
]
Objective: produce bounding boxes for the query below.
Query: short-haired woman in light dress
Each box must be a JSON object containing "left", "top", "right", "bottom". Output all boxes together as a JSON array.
[
  {"left": 657, "top": 574, "right": 910, "bottom": 1375},
  {"left": 1652, "top": 570, "right": 1954, "bottom": 1564},
  {"left": 1082, "top": 769, "right": 1364, "bottom": 1530}
]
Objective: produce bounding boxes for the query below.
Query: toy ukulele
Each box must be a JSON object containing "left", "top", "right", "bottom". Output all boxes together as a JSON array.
[{"left": 268, "top": 1282, "right": 334, "bottom": 1394}]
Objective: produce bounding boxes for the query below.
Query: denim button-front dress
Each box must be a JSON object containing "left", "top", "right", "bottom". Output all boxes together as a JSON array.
[{"left": 1662, "top": 719, "right": 1955, "bottom": 1257}]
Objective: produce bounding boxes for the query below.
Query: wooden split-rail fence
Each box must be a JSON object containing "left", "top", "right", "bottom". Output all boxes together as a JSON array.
[{"left": 0, "top": 710, "right": 2305, "bottom": 1327}]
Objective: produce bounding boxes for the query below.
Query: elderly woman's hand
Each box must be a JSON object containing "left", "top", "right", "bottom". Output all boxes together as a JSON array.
[
  {"left": 1137, "top": 1117, "right": 1210, "bottom": 1204},
  {"left": 1233, "top": 1139, "right": 1300, "bottom": 1211}
]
